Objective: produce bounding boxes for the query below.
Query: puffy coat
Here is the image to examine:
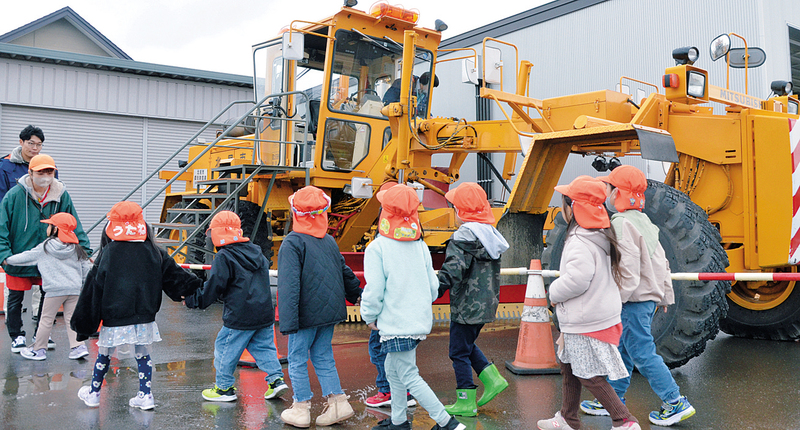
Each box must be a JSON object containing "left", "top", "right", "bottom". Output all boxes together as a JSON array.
[
  {"left": 548, "top": 224, "right": 622, "bottom": 334},
  {"left": 277, "top": 232, "right": 361, "bottom": 335},
  {"left": 0, "top": 175, "right": 91, "bottom": 278},
  {"left": 0, "top": 147, "right": 29, "bottom": 202},
  {"left": 71, "top": 241, "right": 203, "bottom": 340},
  {"left": 185, "top": 242, "right": 275, "bottom": 330}
]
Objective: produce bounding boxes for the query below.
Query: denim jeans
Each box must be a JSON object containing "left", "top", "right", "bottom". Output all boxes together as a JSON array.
[
  {"left": 385, "top": 348, "right": 450, "bottom": 426},
  {"left": 449, "top": 322, "right": 490, "bottom": 389},
  {"left": 609, "top": 301, "right": 681, "bottom": 402},
  {"left": 369, "top": 329, "right": 390, "bottom": 393},
  {"left": 214, "top": 324, "right": 284, "bottom": 390},
  {"left": 287, "top": 323, "right": 344, "bottom": 402}
]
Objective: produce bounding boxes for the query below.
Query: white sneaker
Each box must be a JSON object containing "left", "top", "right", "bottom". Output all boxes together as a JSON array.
[
  {"left": 69, "top": 344, "right": 89, "bottom": 359},
  {"left": 129, "top": 392, "right": 155, "bottom": 410},
  {"left": 537, "top": 411, "right": 576, "bottom": 430},
  {"left": 78, "top": 386, "right": 100, "bottom": 407},
  {"left": 10, "top": 335, "right": 26, "bottom": 353},
  {"left": 31, "top": 336, "right": 57, "bottom": 349},
  {"left": 20, "top": 347, "right": 46, "bottom": 361}
]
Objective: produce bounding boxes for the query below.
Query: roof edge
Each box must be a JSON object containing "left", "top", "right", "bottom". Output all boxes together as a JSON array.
[
  {"left": 440, "top": 0, "right": 609, "bottom": 51},
  {"left": 0, "top": 42, "right": 252, "bottom": 88}
]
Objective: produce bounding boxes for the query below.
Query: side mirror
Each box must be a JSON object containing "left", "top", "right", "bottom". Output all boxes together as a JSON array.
[
  {"left": 709, "top": 34, "right": 731, "bottom": 62},
  {"left": 483, "top": 47, "right": 502, "bottom": 85},
  {"left": 349, "top": 177, "right": 373, "bottom": 198},
  {"left": 462, "top": 56, "right": 480, "bottom": 85},
  {"left": 727, "top": 47, "right": 766, "bottom": 68},
  {"left": 282, "top": 32, "right": 305, "bottom": 61}
]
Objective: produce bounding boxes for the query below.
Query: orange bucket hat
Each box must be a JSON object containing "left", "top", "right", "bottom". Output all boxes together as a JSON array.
[
  {"left": 106, "top": 201, "right": 147, "bottom": 241},
  {"left": 41, "top": 212, "right": 78, "bottom": 244},
  {"left": 598, "top": 165, "right": 647, "bottom": 212},
  {"left": 289, "top": 186, "right": 331, "bottom": 239},
  {"left": 445, "top": 182, "right": 495, "bottom": 224},
  {"left": 377, "top": 184, "right": 421, "bottom": 241},
  {"left": 207, "top": 210, "right": 250, "bottom": 247},
  {"left": 554, "top": 175, "right": 610, "bottom": 229}
]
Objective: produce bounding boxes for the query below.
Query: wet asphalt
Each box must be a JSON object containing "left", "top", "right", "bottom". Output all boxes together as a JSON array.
[{"left": 1, "top": 295, "right": 798, "bottom": 430}]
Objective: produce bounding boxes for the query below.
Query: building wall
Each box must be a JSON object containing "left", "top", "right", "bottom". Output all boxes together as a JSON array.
[
  {"left": 0, "top": 57, "right": 254, "bottom": 246},
  {"left": 431, "top": 0, "right": 799, "bottom": 204},
  {"left": 8, "top": 19, "right": 110, "bottom": 57}
]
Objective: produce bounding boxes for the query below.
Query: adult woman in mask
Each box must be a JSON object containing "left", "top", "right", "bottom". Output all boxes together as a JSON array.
[{"left": 0, "top": 154, "right": 91, "bottom": 354}]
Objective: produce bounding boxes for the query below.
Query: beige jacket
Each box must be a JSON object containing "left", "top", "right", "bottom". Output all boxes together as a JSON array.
[
  {"left": 611, "top": 211, "right": 674, "bottom": 306},
  {"left": 549, "top": 225, "right": 622, "bottom": 334}
]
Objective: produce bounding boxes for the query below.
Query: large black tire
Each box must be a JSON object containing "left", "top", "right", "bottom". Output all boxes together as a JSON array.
[
  {"left": 720, "top": 277, "right": 800, "bottom": 340},
  {"left": 542, "top": 180, "right": 731, "bottom": 368},
  {"left": 228, "top": 200, "right": 274, "bottom": 267}
]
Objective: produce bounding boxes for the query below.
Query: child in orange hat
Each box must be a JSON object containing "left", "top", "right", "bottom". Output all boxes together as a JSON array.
[
  {"left": 437, "top": 182, "right": 509, "bottom": 416},
  {"left": 579, "top": 165, "right": 694, "bottom": 426},
  {"left": 185, "top": 210, "right": 287, "bottom": 403},
  {"left": 538, "top": 176, "right": 641, "bottom": 430},
  {"left": 5, "top": 212, "right": 93, "bottom": 361},
  {"left": 360, "top": 184, "right": 465, "bottom": 430},
  {"left": 277, "top": 186, "right": 362, "bottom": 428},
  {"left": 72, "top": 201, "right": 203, "bottom": 410}
]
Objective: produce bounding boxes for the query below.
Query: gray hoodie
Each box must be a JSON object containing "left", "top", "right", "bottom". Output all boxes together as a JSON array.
[{"left": 5, "top": 239, "right": 93, "bottom": 297}]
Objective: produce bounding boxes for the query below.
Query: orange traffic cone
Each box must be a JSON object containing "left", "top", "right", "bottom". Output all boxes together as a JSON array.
[{"left": 505, "top": 259, "right": 560, "bottom": 375}]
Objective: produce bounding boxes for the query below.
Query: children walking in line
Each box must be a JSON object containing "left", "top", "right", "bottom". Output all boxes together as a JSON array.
[
  {"left": 278, "top": 186, "right": 362, "bottom": 428},
  {"left": 437, "top": 182, "right": 509, "bottom": 416},
  {"left": 71, "top": 201, "right": 203, "bottom": 410},
  {"left": 361, "top": 184, "right": 465, "bottom": 430},
  {"left": 7, "top": 213, "right": 93, "bottom": 361},
  {"left": 538, "top": 176, "right": 641, "bottom": 430},
  {"left": 578, "top": 165, "right": 694, "bottom": 426},
  {"left": 185, "top": 210, "right": 288, "bottom": 402}
]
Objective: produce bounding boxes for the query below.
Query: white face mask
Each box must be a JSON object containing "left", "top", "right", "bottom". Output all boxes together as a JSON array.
[
  {"left": 32, "top": 175, "right": 53, "bottom": 189},
  {"left": 605, "top": 188, "right": 619, "bottom": 214}
]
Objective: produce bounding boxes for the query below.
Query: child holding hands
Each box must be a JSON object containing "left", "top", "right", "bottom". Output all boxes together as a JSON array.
[
  {"left": 9, "top": 213, "right": 93, "bottom": 361},
  {"left": 361, "top": 184, "right": 465, "bottom": 430},
  {"left": 538, "top": 176, "right": 640, "bottom": 430}
]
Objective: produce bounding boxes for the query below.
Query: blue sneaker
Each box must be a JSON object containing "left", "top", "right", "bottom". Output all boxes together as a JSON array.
[
  {"left": 579, "top": 397, "right": 625, "bottom": 416},
  {"left": 649, "top": 396, "right": 696, "bottom": 426}
]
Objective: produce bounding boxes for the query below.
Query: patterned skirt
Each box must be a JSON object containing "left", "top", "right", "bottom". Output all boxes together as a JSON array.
[
  {"left": 557, "top": 333, "right": 629, "bottom": 380},
  {"left": 97, "top": 322, "right": 161, "bottom": 358}
]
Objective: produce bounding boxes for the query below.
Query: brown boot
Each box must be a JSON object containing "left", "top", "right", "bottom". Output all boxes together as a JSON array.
[
  {"left": 280, "top": 400, "right": 311, "bottom": 428},
  {"left": 315, "top": 393, "right": 354, "bottom": 426}
]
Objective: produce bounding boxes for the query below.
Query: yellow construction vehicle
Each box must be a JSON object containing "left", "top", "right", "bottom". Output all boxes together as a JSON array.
[{"left": 148, "top": 3, "right": 798, "bottom": 368}]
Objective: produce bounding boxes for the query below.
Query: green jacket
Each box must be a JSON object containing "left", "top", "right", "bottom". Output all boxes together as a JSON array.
[
  {"left": 437, "top": 224, "right": 508, "bottom": 325},
  {"left": 0, "top": 176, "right": 91, "bottom": 278}
]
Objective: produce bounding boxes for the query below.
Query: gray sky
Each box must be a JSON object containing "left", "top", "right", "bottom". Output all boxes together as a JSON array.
[{"left": 0, "top": 0, "right": 549, "bottom": 76}]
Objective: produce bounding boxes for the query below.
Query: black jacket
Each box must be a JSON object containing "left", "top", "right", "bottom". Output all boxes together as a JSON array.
[
  {"left": 71, "top": 241, "right": 203, "bottom": 341},
  {"left": 185, "top": 241, "right": 275, "bottom": 330},
  {"left": 277, "top": 232, "right": 361, "bottom": 335}
]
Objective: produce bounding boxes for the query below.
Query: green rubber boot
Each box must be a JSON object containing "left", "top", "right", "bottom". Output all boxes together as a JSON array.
[
  {"left": 444, "top": 388, "right": 477, "bottom": 417},
  {"left": 477, "top": 364, "right": 509, "bottom": 407}
]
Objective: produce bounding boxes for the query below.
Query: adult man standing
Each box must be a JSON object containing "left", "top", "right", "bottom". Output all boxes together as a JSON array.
[
  {"left": 0, "top": 125, "right": 44, "bottom": 201},
  {"left": 0, "top": 154, "right": 91, "bottom": 353}
]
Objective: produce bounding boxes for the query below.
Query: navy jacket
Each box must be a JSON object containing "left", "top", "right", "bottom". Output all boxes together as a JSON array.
[
  {"left": 0, "top": 154, "right": 28, "bottom": 202},
  {"left": 71, "top": 241, "right": 203, "bottom": 341},
  {"left": 277, "top": 232, "right": 361, "bottom": 335},
  {"left": 185, "top": 241, "right": 275, "bottom": 330}
]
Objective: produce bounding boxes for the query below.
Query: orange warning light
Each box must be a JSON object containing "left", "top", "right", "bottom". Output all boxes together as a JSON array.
[{"left": 369, "top": 2, "right": 419, "bottom": 23}]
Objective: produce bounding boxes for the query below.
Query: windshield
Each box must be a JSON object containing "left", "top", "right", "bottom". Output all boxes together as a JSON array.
[{"left": 328, "top": 30, "right": 433, "bottom": 119}]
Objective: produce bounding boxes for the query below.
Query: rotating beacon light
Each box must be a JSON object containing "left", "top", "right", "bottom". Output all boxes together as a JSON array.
[{"left": 369, "top": 2, "right": 420, "bottom": 23}]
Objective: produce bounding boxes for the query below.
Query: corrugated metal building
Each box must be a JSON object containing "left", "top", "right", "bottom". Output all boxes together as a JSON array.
[
  {"left": 431, "top": 0, "right": 800, "bottom": 204},
  {"left": 0, "top": 7, "right": 253, "bottom": 245}
]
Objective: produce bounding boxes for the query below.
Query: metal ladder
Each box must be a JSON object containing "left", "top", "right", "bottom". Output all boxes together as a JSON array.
[{"left": 86, "top": 90, "right": 313, "bottom": 265}]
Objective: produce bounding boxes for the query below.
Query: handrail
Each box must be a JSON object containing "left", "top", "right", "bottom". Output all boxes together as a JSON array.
[
  {"left": 87, "top": 90, "right": 312, "bottom": 236},
  {"left": 619, "top": 76, "right": 659, "bottom": 95}
]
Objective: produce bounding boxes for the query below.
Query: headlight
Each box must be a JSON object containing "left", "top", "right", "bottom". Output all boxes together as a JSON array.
[
  {"left": 687, "top": 71, "right": 706, "bottom": 98},
  {"left": 789, "top": 100, "right": 799, "bottom": 115}
]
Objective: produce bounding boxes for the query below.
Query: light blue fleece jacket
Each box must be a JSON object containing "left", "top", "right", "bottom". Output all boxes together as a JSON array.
[
  {"left": 360, "top": 235, "right": 439, "bottom": 338},
  {"left": 5, "top": 239, "right": 93, "bottom": 297}
]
